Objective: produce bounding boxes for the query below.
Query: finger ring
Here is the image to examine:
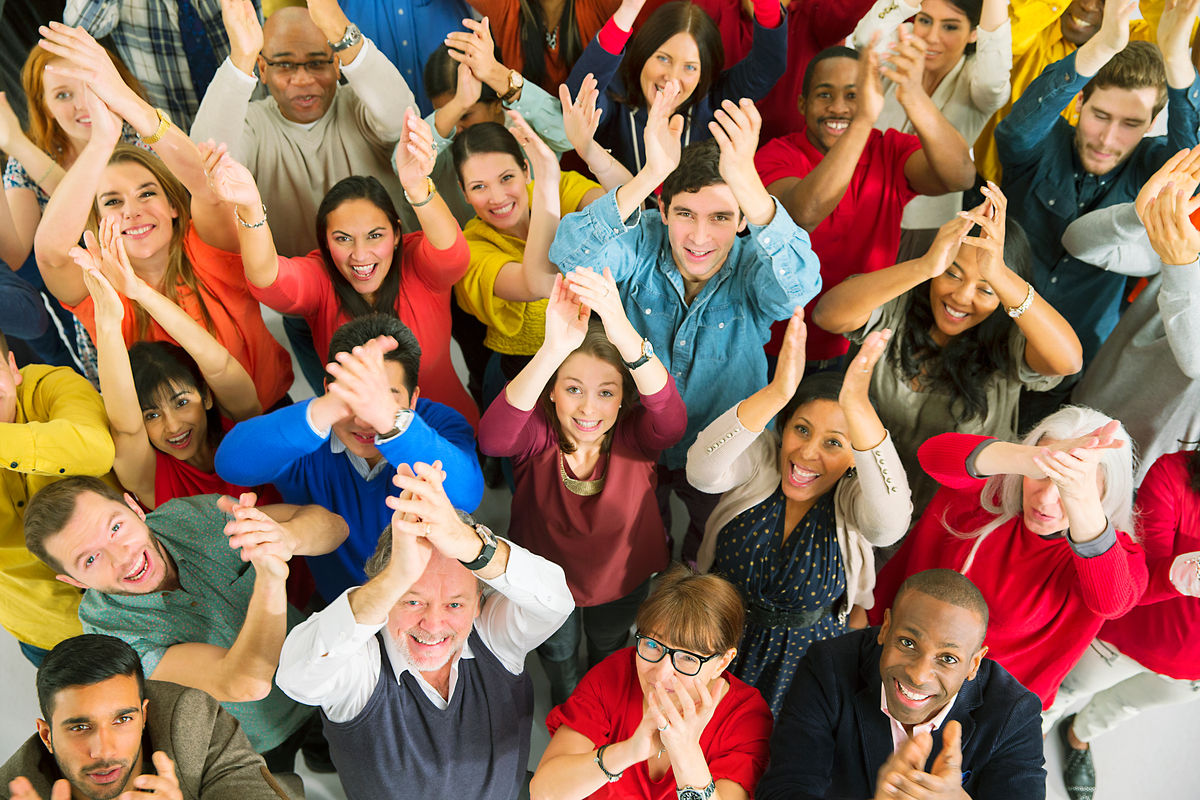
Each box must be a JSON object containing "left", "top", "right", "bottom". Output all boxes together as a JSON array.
[
  {"left": 657, "top": 722, "right": 670, "bottom": 731},
  {"left": 423, "top": 523, "right": 431, "bottom": 536}
]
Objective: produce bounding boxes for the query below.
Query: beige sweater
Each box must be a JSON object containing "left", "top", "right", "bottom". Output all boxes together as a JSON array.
[{"left": 687, "top": 404, "right": 912, "bottom": 613}]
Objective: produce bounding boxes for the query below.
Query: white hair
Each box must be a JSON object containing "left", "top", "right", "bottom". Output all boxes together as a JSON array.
[{"left": 949, "top": 405, "right": 1136, "bottom": 542}]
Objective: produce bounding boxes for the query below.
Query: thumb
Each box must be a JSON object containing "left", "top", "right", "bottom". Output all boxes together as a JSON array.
[
  {"left": 934, "top": 720, "right": 963, "bottom": 774},
  {"left": 53, "top": 778, "right": 73, "bottom": 800}
]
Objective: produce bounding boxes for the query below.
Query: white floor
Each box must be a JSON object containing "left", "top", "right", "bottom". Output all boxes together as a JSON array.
[{"left": 7, "top": 311, "right": 1199, "bottom": 798}]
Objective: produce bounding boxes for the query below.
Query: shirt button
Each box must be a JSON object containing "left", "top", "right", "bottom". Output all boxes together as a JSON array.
[
  {"left": 678, "top": 339, "right": 686, "bottom": 346},
  {"left": 402, "top": 40, "right": 408, "bottom": 46},
  {"left": 398, "top": 7, "right": 403, "bottom": 12},
  {"left": 1050, "top": 277, "right": 1058, "bottom": 284},
  {"left": 1048, "top": 199, "right": 1055, "bottom": 206},
  {"left": 644, "top": 308, "right": 652, "bottom": 315},
  {"left": 8, "top": 461, "right": 15, "bottom": 468},
  {"left": 59, "top": 468, "right": 65, "bottom": 473},
  {"left": 718, "top": 322, "right": 725, "bottom": 328}
]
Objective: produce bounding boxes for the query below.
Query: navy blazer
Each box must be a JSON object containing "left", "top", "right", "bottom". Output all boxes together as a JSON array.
[{"left": 756, "top": 628, "right": 1046, "bottom": 800}]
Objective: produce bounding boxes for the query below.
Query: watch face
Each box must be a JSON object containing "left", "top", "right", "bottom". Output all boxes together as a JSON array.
[{"left": 678, "top": 791, "right": 701, "bottom": 800}]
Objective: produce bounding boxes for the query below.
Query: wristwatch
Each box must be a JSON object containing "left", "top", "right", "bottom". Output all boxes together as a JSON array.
[
  {"left": 375, "top": 407, "right": 415, "bottom": 443},
  {"left": 456, "top": 510, "right": 499, "bottom": 571},
  {"left": 329, "top": 22, "right": 362, "bottom": 52},
  {"left": 498, "top": 69, "right": 525, "bottom": 103},
  {"left": 677, "top": 782, "right": 716, "bottom": 800},
  {"left": 623, "top": 339, "right": 654, "bottom": 370}
]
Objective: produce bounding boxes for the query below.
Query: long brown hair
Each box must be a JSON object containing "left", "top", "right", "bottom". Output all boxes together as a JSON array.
[
  {"left": 94, "top": 145, "right": 216, "bottom": 339},
  {"left": 540, "top": 317, "right": 638, "bottom": 455},
  {"left": 20, "top": 44, "right": 147, "bottom": 164}
]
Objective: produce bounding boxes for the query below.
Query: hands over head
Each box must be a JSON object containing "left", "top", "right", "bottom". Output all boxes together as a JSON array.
[
  {"left": 565, "top": 266, "right": 629, "bottom": 329},
  {"left": 560, "top": 73, "right": 604, "bottom": 159},
  {"left": 957, "top": 181, "right": 1008, "bottom": 280},
  {"left": 199, "top": 140, "right": 261, "bottom": 208},
  {"left": 881, "top": 25, "right": 927, "bottom": 97},
  {"left": 445, "top": 17, "right": 506, "bottom": 91},
  {"left": 922, "top": 213, "right": 973, "bottom": 279},
  {"left": 324, "top": 334, "right": 404, "bottom": 434},
  {"left": 708, "top": 98, "right": 762, "bottom": 186},
  {"left": 38, "top": 23, "right": 137, "bottom": 119},
  {"left": 385, "top": 460, "right": 477, "bottom": 561},
  {"left": 840, "top": 328, "right": 890, "bottom": 409},
  {"left": 219, "top": 0, "right": 263, "bottom": 70},
  {"left": 855, "top": 35, "right": 885, "bottom": 125},
  {"left": 507, "top": 108, "right": 559, "bottom": 184},
  {"left": 543, "top": 273, "right": 592, "bottom": 354},
  {"left": 769, "top": 307, "right": 807, "bottom": 399},
  {"left": 453, "top": 61, "right": 484, "bottom": 110},
  {"left": 1096, "top": 0, "right": 1137, "bottom": 55},
  {"left": 219, "top": 492, "right": 293, "bottom": 579},
  {"left": 644, "top": 80, "right": 685, "bottom": 174},
  {"left": 382, "top": 463, "right": 436, "bottom": 585},
  {"left": 72, "top": 219, "right": 141, "bottom": 317},
  {"left": 1157, "top": 0, "right": 1200, "bottom": 59}
]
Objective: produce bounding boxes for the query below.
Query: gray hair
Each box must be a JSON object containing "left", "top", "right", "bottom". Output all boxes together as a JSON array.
[
  {"left": 950, "top": 405, "right": 1136, "bottom": 541},
  {"left": 364, "top": 524, "right": 490, "bottom": 598}
]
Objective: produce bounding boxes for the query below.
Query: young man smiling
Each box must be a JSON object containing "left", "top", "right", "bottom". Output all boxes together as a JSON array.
[
  {"left": 549, "top": 93, "right": 821, "bottom": 560},
  {"left": 756, "top": 569, "right": 1045, "bottom": 800}
]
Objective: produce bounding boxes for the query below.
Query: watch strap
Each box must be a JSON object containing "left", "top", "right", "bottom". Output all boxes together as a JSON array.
[
  {"left": 459, "top": 521, "right": 498, "bottom": 571},
  {"left": 622, "top": 339, "right": 653, "bottom": 370}
]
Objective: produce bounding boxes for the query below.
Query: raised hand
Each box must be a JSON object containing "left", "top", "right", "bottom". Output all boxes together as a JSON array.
[
  {"left": 564, "top": 266, "right": 628, "bottom": 332},
  {"left": 1135, "top": 145, "right": 1200, "bottom": 222},
  {"left": 1143, "top": 176, "right": 1200, "bottom": 266},
  {"left": 508, "top": 108, "right": 559, "bottom": 186},
  {"left": 840, "top": 328, "right": 890, "bottom": 409},
  {"left": 1094, "top": 0, "right": 1137, "bottom": 58},
  {"left": 394, "top": 108, "right": 436, "bottom": 194},
  {"left": 387, "top": 461, "right": 486, "bottom": 564},
  {"left": 650, "top": 672, "right": 728, "bottom": 755},
  {"left": 81, "top": 84, "right": 123, "bottom": 151},
  {"left": 882, "top": 26, "right": 928, "bottom": 106},
  {"left": 454, "top": 61, "right": 484, "bottom": 112},
  {"left": 855, "top": 37, "right": 885, "bottom": 126},
  {"left": 199, "top": 141, "right": 261, "bottom": 208},
  {"left": 921, "top": 212, "right": 973, "bottom": 279},
  {"left": 73, "top": 229, "right": 129, "bottom": 323},
  {"left": 768, "top": 307, "right": 807, "bottom": 402},
  {"left": 708, "top": 97, "right": 762, "bottom": 189},
  {"left": 219, "top": 491, "right": 298, "bottom": 567},
  {"left": 958, "top": 181, "right": 1008, "bottom": 282},
  {"left": 220, "top": 0, "right": 263, "bottom": 75},
  {"left": 8, "top": 776, "right": 71, "bottom": 800},
  {"left": 1157, "top": 0, "right": 1200, "bottom": 63},
  {"left": 324, "top": 334, "right": 405, "bottom": 434},
  {"left": 542, "top": 273, "right": 591, "bottom": 356},
  {"left": 1031, "top": 445, "right": 1105, "bottom": 507},
  {"left": 560, "top": 73, "right": 604, "bottom": 161},
  {"left": 117, "top": 751, "right": 184, "bottom": 800},
  {"left": 1048, "top": 419, "right": 1125, "bottom": 455},
  {"left": 38, "top": 23, "right": 142, "bottom": 122},
  {"left": 643, "top": 80, "right": 685, "bottom": 174},
  {"left": 445, "top": 17, "right": 510, "bottom": 94},
  {"left": 382, "top": 463, "right": 436, "bottom": 586},
  {"left": 1169, "top": 551, "right": 1200, "bottom": 597}
]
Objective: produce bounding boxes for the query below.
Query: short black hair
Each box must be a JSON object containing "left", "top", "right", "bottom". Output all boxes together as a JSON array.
[
  {"left": 424, "top": 43, "right": 501, "bottom": 105},
  {"left": 895, "top": 568, "right": 989, "bottom": 634},
  {"left": 37, "top": 634, "right": 145, "bottom": 723},
  {"left": 660, "top": 139, "right": 725, "bottom": 214},
  {"left": 326, "top": 313, "right": 421, "bottom": 395},
  {"left": 776, "top": 370, "right": 843, "bottom": 434},
  {"left": 801, "top": 45, "right": 859, "bottom": 99}
]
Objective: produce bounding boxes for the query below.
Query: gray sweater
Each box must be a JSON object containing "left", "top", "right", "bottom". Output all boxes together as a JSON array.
[{"left": 1064, "top": 202, "right": 1200, "bottom": 486}]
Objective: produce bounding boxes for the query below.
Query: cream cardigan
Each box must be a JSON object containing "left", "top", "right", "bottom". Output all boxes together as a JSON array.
[{"left": 686, "top": 404, "right": 913, "bottom": 614}]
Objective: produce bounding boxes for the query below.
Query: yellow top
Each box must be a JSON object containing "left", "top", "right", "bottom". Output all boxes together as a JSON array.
[
  {"left": 455, "top": 170, "right": 601, "bottom": 356},
  {"left": 0, "top": 364, "right": 118, "bottom": 650},
  {"left": 975, "top": 1, "right": 1161, "bottom": 183}
]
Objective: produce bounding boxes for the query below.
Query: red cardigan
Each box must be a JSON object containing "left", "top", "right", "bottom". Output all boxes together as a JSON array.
[
  {"left": 1099, "top": 451, "right": 1200, "bottom": 680},
  {"left": 870, "top": 433, "right": 1148, "bottom": 709}
]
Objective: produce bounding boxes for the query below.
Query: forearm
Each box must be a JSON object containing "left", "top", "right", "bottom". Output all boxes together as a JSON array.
[
  {"left": 93, "top": 312, "right": 145, "bottom": 438},
  {"left": 342, "top": 39, "right": 414, "bottom": 138},
  {"left": 841, "top": 397, "right": 887, "bottom": 451},
  {"left": 233, "top": 202, "right": 281, "bottom": 288},
  {"left": 1061, "top": 203, "right": 1158, "bottom": 276},
  {"left": 348, "top": 569, "right": 409, "bottom": 625},
  {"left": 979, "top": 0, "right": 1008, "bottom": 31},
  {"left": 778, "top": 121, "right": 872, "bottom": 231},
  {"left": 970, "top": 440, "right": 1040, "bottom": 478},
  {"left": 1074, "top": 33, "right": 1123, "bottom": 78},
  {"left": 1063, "top": 496, "right": 1109, "bottom": 543},
  {"left": 222, "top": 568, "right": 290, "bottom": 700},
  {"left": 4, "top": 136, "right": 64, "bottom": 195},
  {"left": 728, "top": 170, "right": 776, "bottom": 227},
  {"left": 1158, "top": 259, "right": 1200, "bottom": 379},
  {"left": 1013, "top": 288, "right": 1084, "bottom": 376},
  {"left": 505, "top": 345, "right": 569, "bottom": 410},
  {"left": 735, "top": 384, "right": 791, "bottom": 433},
  {"left": 576, "top": 141, "right": 634, "bottom": 192},
  {"left": 669, "top": 744, "right": 717, "bottom": 797},
  {"left": 532, "top": 750, "right": 622, "bottom": 800},
  {"left": 518, "top": 187, "right": 563, "bottom": 300},
  {"left": 214, "top": 401, "right": 322, "bottom": 485},
  {"left": 812, "top": 260, "right": 929, "bottom": 333},
  {"left": 904, "top": 94, "right": 976, "bottom": 192},
  {"left": 275, "top": 503, "right": 349, "bottom": 557},
  {"left": 0, "top": 186, "right": 25, "bottom": 269},
  {"left": 34, "top": 142, "right": 110, "bottom": 280},
  {"left": 616, "top": 166, "right": 671, "bottom": 220}
]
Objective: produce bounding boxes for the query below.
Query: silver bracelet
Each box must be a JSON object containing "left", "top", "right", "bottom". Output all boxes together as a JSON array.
[
  {"left": 235, "top": 203, "right": 268, "bottom": 229},
  {"left": 1006, "top": 281, "right": 1035, "bottom": 319}
]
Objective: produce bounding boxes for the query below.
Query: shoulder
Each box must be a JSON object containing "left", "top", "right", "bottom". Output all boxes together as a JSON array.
[
  {"left": 808, "top": 627, "right": 878, "bottom": 677},
  {"left": 967, "top": 657, "right": 1043, "bottom": 724}
]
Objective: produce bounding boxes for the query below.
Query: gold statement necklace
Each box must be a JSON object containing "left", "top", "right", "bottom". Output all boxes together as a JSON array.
[{"left": 559, "top": 449, "right": 606, "bottom": 496}]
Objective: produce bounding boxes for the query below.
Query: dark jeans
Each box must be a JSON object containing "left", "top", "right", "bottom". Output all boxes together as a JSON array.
[
  {"left": 655, "top": 465, "right": 721, "bottom": 565},
  {"left": 261, "top": 710, "right": 331, "bottom": 775},
  {"left": 538, "top": 579, "right": 651, "bottom": 706}
]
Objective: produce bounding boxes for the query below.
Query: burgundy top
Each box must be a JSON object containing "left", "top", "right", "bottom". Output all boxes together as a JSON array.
[
  {"left": 869, "top": 432, "right": 1148, "bottom": 708},
  {"left": 755, "top": 123, "right": 921, "bottom": 361},
  {"left": 478, "top": 378, "right": 686, "bottom": 606},
  {"left": 1100, "top": 451, "right": 1200, "bottom": 680}
]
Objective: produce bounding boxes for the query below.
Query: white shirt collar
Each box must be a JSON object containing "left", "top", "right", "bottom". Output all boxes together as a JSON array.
[{"left": 380, "top": 626, "right": 477, "bottom": 711}]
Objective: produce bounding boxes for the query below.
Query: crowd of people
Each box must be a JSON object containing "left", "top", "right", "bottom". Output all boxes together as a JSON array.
[{"left": 2, "top": 0, "right": 1200, "bottom": 798}]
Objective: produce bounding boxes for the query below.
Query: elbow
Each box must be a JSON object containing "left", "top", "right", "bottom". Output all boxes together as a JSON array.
[
  {"left": 528, "top": 771, "right": 562, "bottom": 800},
  {"left": 222, "top": 674, "right": 273, "bottom": 704},
  {"left": 810, "top": 298, "right": 850, "bottom": 335},
  {"left": 950, "top": 164, "right": 977, "bottom": 192}
]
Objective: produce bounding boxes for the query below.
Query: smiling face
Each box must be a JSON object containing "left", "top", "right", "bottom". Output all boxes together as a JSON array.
[
  {"left": 913, "top": 0, "right": 977, "bottom": 79},
  {"left": 323, "top": 197, "right": 400, "bottom": 301},
  {"left": 549, "top": 352, "right": 624, "bottom": 448},
  {"left": 42, "top": 61, "right": 93, "bottom": 149},
  {"left": 36, "top": 675, "right": 148, "bottom": 800},
  {"left": 257, "top": 11, "right": 339, "bottom": 123},
  {"left": 1074, "top": 84, "right": 1159, "bottom": 176},
  {"left": 639, "top": 32, "right": 703, "bottom": 109},
  {"left": 777, "top": 399, "right": 855, "bottom": 505},
  {"left": 328, "top": 359, "right": 416, "bottom": 465},
  {"left": 927, "top": 244, "right": 1000, "bottom": 344},
  {"left": 1060, "top": 0, "right": 1103, "bottom": 46},
  {"left": 801, "top": 56, "right": 859, "bottom": 154},
  {"left": 141, "top": 380, "right": 213, "bottom": 465},
  {"left": 387, "top": 552, "right": 481, "bottom": 682},
  {"left": 660, "top": 184, "right": 745, "bottom": 285},
  {"left": 878, "top": 590, "right": 987, "bottom": 730},
  {"left": 46, "top": 491, "right": 174, "bottom": 596},
  {"left": 633, "top": 630, "right": 734, "bottom": 702},
  {"left": 459, "top": 151, "right": 531, "bottom": 235},
  {"left": 96, "top": 162, "right": 179, "bottom": 262}
]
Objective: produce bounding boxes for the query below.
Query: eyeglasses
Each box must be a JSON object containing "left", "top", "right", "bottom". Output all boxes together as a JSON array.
[
  {"left": 260, "top": 56, "right": 336, "bottom": 75},
  {"left": 634, "top": 633, "right": 720, "bottom": 677}
]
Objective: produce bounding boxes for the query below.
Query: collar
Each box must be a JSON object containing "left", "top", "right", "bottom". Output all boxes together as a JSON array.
[
  {"left": 381, "top": 626, "right": 476, "bottom": 709},
  {"left": 879, "top": 683, "right": 959, "bottom": 753},
  {"left": 328, "top": 436, "right": 392, "bottom": 481}
]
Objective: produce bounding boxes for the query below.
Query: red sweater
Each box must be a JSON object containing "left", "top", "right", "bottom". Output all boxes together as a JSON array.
[
  {"left": 870, "top": 433, "right": 1148, "bottom": 709},
  {"left": 1099, "top": 451, "right": 1200, "bottom": 680}
]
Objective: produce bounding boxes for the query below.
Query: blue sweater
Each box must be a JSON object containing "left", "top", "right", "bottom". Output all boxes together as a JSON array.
[{"left": 215, "top": 397, "right": 483, "bottom": 600}]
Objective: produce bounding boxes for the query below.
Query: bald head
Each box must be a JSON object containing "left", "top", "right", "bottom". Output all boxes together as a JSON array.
[{"left": 262, "top": 6, "right": 323, "bottom": 51}]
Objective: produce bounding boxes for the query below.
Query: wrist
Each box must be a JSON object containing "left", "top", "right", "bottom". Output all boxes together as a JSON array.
[
  {"left": 483, "top": 64, "right": 511, "bottom": 94},
  {"left": 231, "top": 52, "right": 257, "bottom": 75}
]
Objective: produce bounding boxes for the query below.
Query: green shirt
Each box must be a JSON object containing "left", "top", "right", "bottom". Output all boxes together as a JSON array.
[{"left": 79, "top": 494, "right": 311, "bottom": 752}]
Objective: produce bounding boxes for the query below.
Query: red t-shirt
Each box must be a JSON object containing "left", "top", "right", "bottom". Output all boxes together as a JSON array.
[
  {"left": 755, "top": 124, "right": 921, "bottom": 361},
  {"left": 1099, "top": 451, "right": 1200, "bottom": 680},
  {"left": 67, "top": 224, "right": 293, "bottom": 410},
  {"left": 869, "top": 433, "right": 1148, "bottom": 708},
  {"left": 250, "top": 230, "right": 478, "bottom": 429},
  {"left": 546, "top": 649, "right": 773, "bottom": 799}
]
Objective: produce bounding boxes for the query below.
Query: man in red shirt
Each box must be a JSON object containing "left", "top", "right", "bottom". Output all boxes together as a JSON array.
[{"left": 755, "top": 40, "right": 976, "bottom": 363}]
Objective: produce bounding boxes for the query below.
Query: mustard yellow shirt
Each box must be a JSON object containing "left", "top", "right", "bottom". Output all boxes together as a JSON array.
[
  {"left": 0, "top": 364, "right": 116, "bottom": 649},
  {"left": 455, "top": 170, "right": 601, "bottom": 356},
  {"left": 976, "top": 1, "right": 1160, "bottom": 183}
]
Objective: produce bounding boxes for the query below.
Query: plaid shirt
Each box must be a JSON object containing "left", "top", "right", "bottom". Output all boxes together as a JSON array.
[{"left": 64, "top": 0, "right": 260, "bottom": 130}]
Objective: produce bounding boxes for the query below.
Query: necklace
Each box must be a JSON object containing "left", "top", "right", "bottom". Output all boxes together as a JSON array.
[
  {"left": 559, "top": 449, "right": 605, "bottom": 495},
  {"left": 545, "top": 24, "right": 558, "bottom": 50}
]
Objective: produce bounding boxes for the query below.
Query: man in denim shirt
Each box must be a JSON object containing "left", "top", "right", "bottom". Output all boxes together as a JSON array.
[
  {"left": 996, "top": 0, "right": 1200, "bottom": 424},
  {"left": 549, "top": 94, "right": 821, "bottom": 560}
]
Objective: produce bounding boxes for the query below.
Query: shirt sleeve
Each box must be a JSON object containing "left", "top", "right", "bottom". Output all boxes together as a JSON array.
[
  {"left": 507, "top": 82, "right": 573, "bottom": 154},
  {"left": 1, "top": 368, "right": 115, "bottom": 477},
  {"left": 247, "top": 254, "right": 331, "bottom": 316},
  {"left": 343, "top": 37, "right": 415, "bottom": 146},
  {"left": 549, "top": 187, "right": 652, "bottom": 282},
  {"left": 917, "top": 432, "right": 995, "bottom": 491},
  {"left": 967, "top": 20, "right": 1014, "bottom": 116},
  {"left": 627, "top": 375, "right": 687, "bottom": 453},
  {"left": 564, "top": 33, "right": 622, "bottom": 124},
  {"left": 404, "top": 229, "right": 471, "bottom": 294},
  {"left": 214, "top": 400, "right": 328, "bottom": 487},
  {"left": 190, "top": 59, "right": 257, "bottom": 162},
  {"left": 0, "top": 267, "right": 50, "bottom": 340},
  {"left": 476, "top": 387, "right": 556, "bottom": 461},
  {"left": 1158, "top": 258, "right": 1200, "bottom": 380},
  {"left": 996, "top": 50, "right": 1089, "bottom": 171},
  {"left": 1070, "top": 527, "right": 1148, "bottom": 618},
  {"left": 454, "top": 228, "right": 535, "bottom": 336},
  {"left": 1134, "top": 453, "right": 1193, "bottom": 603},
  {"left": 378, "top": 400, "right": 484, "bottom": 512},
  {"left": 1008, "top": 324, "right": 1065, "bottom": 390},
  {"left": 1060, "top": 203, "right": 1160, "bottom": 277},
  {"left": 274, "top": 588, "right": 386, "bottom": 723},
  {"left": 708, "top": 15, "right": 788, "bottom": 106},
  {"left": 63, "top": 0, "right": 119, "bottom": 36},
  {"left": 475, "top": 540, "right": 575, "bottom": 673},
  {"left": 741, "top": 198, "right": 823, "bottom": 320},
  {"left": 755, "top": 135, "right": 808, "bottom": 189}
]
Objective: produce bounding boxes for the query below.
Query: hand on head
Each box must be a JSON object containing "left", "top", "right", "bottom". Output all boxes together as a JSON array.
[
  {"left": 324, "top": 334, "right": 404, "bottom": 434},
  {"left": 957, "top": 181, "right": 1008, "bottom": 281},
  {"left": 564, "top": 266, "right": 628, "bottom": 330},
  {"left": 445, "top": 17, "right": 507, "bottom": 91},
  {"left": 922, "top": 213, "right": 973, "bottom": 279}
]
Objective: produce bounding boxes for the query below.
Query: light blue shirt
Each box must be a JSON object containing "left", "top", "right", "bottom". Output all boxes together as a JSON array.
[{"left": 550, "top": 189, "right": 821, "bottom": 468}]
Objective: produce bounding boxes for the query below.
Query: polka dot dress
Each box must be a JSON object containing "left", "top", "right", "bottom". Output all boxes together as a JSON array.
[{"left": 713, "top": 487, "right": 847, "bottom": 716}]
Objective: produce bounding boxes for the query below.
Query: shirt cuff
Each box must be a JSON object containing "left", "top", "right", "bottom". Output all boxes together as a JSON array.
[
  {"left": 1067, "top": 520, "right": 1118, "bottom": 558},
  {"left": 313, "top": 589, "right": 388, "bottom": 658},
  {"left": 747, "top": 197, "right": 801, "bottom": 254},
  {"left": 305, "top": 401, "right": 332, "bottom": 439},
  {"left": 483, "top": 539, "right": 575, "bottom": 614},
  {"left": 339, "top": 36, "right": 373, "bottom": 74},
  {"left": 222, "top": 57, "right": 258, "bottom": 87}
]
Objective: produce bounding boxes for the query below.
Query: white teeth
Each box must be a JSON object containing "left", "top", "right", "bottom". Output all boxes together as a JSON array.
[
  {"left": 791, "top": 464, "right": 818, "bottom": 482},
  {"left": 411, "top": 632, "right": 448, "bottom": 646},
  {"left": 167, "top": 431, "right": 189, "bottom": 444},
  {"left": 1070, "top": 13, "right": 1094, "bottom": 28},
  {"left": 124, "top": 224, "right": 153, "bottom": 236},
  {"left": 943, "top": 303, "right": 968, "bottom": 320},
  {"left": 351, "top": 263, "right": 376, "bottom": 277},
  {"left": 575, "top": 419, "right": 601, "bottom": 431},
  {"left": 826, "top": 120, "right": 849, "bottom": 131},
  {"left": 125, "top": 553, "right": 149, "bottom": 581},
  {"left": 491, "top": 202, "right": 515, "bottom": 216},
  {"left": 898, "top": 682, "right": 931, "bottom": 701}
]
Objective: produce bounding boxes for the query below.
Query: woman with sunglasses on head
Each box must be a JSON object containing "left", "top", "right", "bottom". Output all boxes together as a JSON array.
[{"left": 531, "top": 564, "right": 772, "bottom": 800}]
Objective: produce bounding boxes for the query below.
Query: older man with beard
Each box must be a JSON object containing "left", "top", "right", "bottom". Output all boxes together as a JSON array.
[{"left": 276, "top": 461, "right": 573, "bottom": 800}]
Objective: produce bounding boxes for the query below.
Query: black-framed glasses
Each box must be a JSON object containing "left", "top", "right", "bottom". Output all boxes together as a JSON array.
[
  {"left": 260, "top": 56, "right": 336, "bottom": 75},
  {"left": 634, "top": 633, "right": 720, "bottom": 677}
]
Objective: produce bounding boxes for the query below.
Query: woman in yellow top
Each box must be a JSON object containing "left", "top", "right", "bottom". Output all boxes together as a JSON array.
[{"left": 452, "top": 112, "right": 604, "bottom": 402}]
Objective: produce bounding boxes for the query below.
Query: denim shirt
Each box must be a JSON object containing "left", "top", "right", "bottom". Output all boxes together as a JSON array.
[
  {"left": 996, "top": 50, "right": 1200, "bottom": 363},
  {"left": 549, "top": 188, "right": 821, "bottom": 468}
]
